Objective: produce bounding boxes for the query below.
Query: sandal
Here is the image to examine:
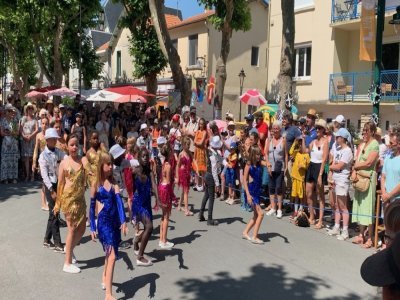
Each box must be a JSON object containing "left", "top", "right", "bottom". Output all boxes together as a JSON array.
[
  {"left": 309, "top": 219, "right": 316, "bottom": 226},
  {"left": 185, "top": 210, "right": 194, "bottom": 216},
  {"left": 352, "top": 235, "right": 364, "bottom": 245},
  {"left": 362, "top": 239, "right": 373, "bottom": 249},
  {"left": 242, "top": 234, "right": 251, "bottom": 241},
  {"left": 314, "top": 223, "right": 323, "bottom": 230},
  {"left": 250, "top": 238, "right": 264, "bottom": 245}
]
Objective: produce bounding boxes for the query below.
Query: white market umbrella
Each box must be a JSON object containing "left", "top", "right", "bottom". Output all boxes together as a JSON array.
[{"left": 86, "top": 90, "right": 122, "bottom": 102}]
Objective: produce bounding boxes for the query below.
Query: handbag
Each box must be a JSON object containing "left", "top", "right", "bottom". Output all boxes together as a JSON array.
[
  {"left": 295, "top": 210, "right": 310, "bottom": 227},
  {"left": 351, "top": 143, "right": 372, "bottom": 192},
  {"left": 352, "top": 170, "right": 372, "bottom": 193}
]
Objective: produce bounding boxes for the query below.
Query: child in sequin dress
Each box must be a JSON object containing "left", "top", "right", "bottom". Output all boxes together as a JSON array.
[
  {"left": 242, "top": 146, "right": 267, "bottom": 245},
  {"left": 157, "top": 144, "right": 174, "bottom": 249},
  {"left": 176, "top": 136, "right": 194, "bottom": 216},
  {"left": 89, "top": 152, "right": 127, "bottom": 298}
]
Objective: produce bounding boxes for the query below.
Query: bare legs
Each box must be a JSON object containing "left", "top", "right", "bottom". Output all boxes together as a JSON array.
[
  {"left": 243, "top": 204, "right": 264, "bottom": 241},
  {"left": 306, "top": 182, "right": 325, "bottom": 227},
  {"left": 159, "top": 209, "right": 170, "bottom": 244},
  {"left": 103, "top": 249, "right": 116, "bottom": 300},
  {"left": 135, "top": 217, "right": 153, "bottom": 264},
  {"left": 64, "top": 216, "right": 86, "bottom": 265},
  {"left": 180, "top": 187, "right": 192, "bottom": 215},
  {"left": 24, "top": 157, "right": 33, "bottom": 181}
]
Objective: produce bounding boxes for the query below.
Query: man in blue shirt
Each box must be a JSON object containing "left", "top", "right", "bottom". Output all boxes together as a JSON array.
[
  {"left": 381, "top": 126, "right": 400, "bottom": 203},
  {"left": 305, "top": 108, "right": 317, "bottom": 147}
]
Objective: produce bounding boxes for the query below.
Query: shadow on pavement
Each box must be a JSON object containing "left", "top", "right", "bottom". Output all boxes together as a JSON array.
[
  {"left": 217, "top": 217, "right": 246, "bottom": 225},
  {"left": 0, "top": 182, "right": 39, "bottom": 202},
  {"left": 175, "top": 263, "right": 370, "bottom": 300},
  {"left": 114, "top": 273, "right": 160, "bottom": 299},
  {"left": 79, "top": 251, "right": 134, "bottom": 271},
  {"left": 171, "top": 229, "right": 207, "bottom": 246},
  {"left": 147, "top": 248, "right": 188, "bottom": 270},
  {"left": 258, "top": 232, "right": 290, "bottom": 244}
]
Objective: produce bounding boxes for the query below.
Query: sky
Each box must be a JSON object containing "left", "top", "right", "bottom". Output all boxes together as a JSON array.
[{"left": 165, "top": 0, "right": 205, "bottom": 19}]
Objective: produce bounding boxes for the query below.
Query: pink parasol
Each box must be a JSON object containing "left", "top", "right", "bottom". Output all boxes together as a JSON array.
[
  {"left": 207, "top": 119, "right": 227, "bottom": 132},
  {"left": 240, "top": 89, "right": 267, "bottom": 107},
  {"left": 105, "top": 85, "right": 155, "bottom": 97},
  {"left": 45, "top": 87, "right": 78, "bottom": 97},
  {"left": 25, "top": 90, "right": 46, "bottom": 99}
]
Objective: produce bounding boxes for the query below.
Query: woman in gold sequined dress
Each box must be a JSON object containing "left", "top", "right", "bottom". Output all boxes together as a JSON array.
[
  {"left": 55, "top": 134, "right": 88, "bottom": 274},
  {"left": 86, "top": 131, "right": 107, "bottom": 188}
]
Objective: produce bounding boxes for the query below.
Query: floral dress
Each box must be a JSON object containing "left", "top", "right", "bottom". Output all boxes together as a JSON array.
[
  {"left": 20, "top": 116, "right": 36, "bottom": 157},
  {"left": 1, "top": 118, "right": 19, "bottom": 181}
]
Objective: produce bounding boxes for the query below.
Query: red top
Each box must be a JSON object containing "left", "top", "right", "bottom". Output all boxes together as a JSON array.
[{"left": 256, "top": 121, "right": 269, "bottom": 154}]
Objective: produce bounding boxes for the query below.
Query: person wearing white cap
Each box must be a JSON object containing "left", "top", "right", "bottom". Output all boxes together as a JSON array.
[
  {"left": 136, "top": 123, "right": 151, "bottom": 151},
  {"left": 56, "top": 133, "right": 90, "bottom": 274},
  {"left": 0, "top": 104, "right": 20, "bottom": 184},
  {"left": 198, "top": 135, "right": 223, "bottom": 226},
  {"left": 327, "top": 128, "right": 353, "bottom": 241},
  {"left": 38, "top": 128, "right": 65, "bottom": 253}
]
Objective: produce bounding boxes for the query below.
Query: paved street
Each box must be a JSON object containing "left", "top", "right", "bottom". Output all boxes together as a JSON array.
[{"left": 0, "top": 183, "right": 378, "bottom": 300}]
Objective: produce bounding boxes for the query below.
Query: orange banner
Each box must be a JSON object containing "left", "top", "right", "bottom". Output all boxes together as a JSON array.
[{"left": 359, "top": 0, "right": 376, "bottom": 61}]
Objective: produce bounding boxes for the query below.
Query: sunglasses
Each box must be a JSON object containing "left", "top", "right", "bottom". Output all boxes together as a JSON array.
[{"left": 316, "top": 126, "right": 324, "bottom": 130}]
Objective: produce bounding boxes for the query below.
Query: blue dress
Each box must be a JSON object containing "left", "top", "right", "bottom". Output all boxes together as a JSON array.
[
  {"left": 90, "top": 186, "right": 126, "bottom": 258},
  {"left": 245, "top": 165, "right": 263, "bottom": 205},
  {"left": 132, "top": 175, "right": 153, "bottom": 224},
  {"left": 225, "top": 167, "right": 236, "bottom": 187}
]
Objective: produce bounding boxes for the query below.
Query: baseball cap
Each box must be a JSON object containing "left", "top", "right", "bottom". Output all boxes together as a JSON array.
[
  {"left": 244, "top": 114, "right": 254, "bottom": 121},
  {"left": 109, "top": 144, "right": 125, "bottom": 160},
  {"left": 334, "top": 127, "right": 351, "bottom": 140},
  {"left": 172, "top": 114, "right": 180, "bottom": 122},
  {"left": 333, "top": 114, "right": 345, "bottom": 124},
  {"left": 59, "top": 103, "right": 65, "bottom": 109}
]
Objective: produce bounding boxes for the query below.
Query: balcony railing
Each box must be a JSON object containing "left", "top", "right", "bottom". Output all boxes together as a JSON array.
[
  {"left": 331, "top": 0, "right": 397, "bottom": 23},
  {"left": 329, "top": 70, "right": 400, "bottom": 102}
]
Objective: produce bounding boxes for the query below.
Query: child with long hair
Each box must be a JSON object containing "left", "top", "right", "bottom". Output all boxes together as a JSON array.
[
  {"left": 243, "top": 145, "right": 267, "bottom": 244},
  {"left": 176, "top": 136, "right": 194, "bottom": 216},
  {"left": 86, "top": 131, "right": 107, "bottom": 188},
  {"left": 90, "top": 152, "right": 127, "bottom": 299},
  {"left": 225, "top": 142, "right": 238, "bottom": 205},
  {"left": 157, "top": 144, "right": 174, "bottom": 249},
  {"left": 132, "top": 148, "right": 159, "bottom": 266},
  {"left": 55, "top": 134, "right": 88, "bottom": 273}
]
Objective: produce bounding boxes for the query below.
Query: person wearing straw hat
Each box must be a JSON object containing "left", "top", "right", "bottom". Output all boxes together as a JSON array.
[
  {"left": 304, "top": 118, "right": 329, "bottom": 229},
  {"left": 305, "top": 108, "right": 318, "bottom": 147},
  {"left": 1, "top": 104, "right": 20, "bottom": 184},
  {"left": 20, "top": 102, "right": 38, "bottom": 182}
]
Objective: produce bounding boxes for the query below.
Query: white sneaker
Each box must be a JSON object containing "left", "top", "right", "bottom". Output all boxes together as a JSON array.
[
  {"left": 327, "top": 227, "right": 340, "bottom": 236},
  {"left": 159, "top": 241, "right": 174, "bottom": 249},
  {"left": 101, "top": 283, "right": 106, "bottom": 290},
  {"left": 266, "top": 209, "right": 276, "bottom": 216},
  {"left": 63, "top": 264, "right": 81, "bottom": 274},
  {"left": 136, "top": 259, "right": 153, "bottom": 267},
  {"left": 197, "top": 186, "right": 204, "bottom": 192},
  {"left": 276, "top": 210, "right": 283, "bottom": 219},
  {"left": 72, "top": 253, "right": 77, "bottom": 264},
  {"left": 337, "top": 230, "right": 349, "bottom": 241}
]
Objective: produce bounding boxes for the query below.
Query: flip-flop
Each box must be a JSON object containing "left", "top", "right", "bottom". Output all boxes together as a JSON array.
[
  {"left": 362, "top": 239, "right": 373, "bottom": 249},
  {"left": 251, "top": 238, "right": 264, "bottom": 245},
  {"left": 314, "top": 223, "right": 323, "bottom": 230},
  {"left": 185, "top": 210, "right": 194, "bottom": 216},
  {"left": 352, "top": 235, "right": 364, "bottom": 245}
]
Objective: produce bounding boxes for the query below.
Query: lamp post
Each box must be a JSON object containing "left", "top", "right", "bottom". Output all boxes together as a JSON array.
[
  {"left": 238, "top": 68, "right": 246, "bottom": 121},
  {"left": 372, "top": 0, "right": 386, "bottom": 123}
]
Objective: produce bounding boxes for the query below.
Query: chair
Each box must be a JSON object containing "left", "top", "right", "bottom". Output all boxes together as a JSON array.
[{"left": 374, "top": 190, "right": 385, "bottom": 249}]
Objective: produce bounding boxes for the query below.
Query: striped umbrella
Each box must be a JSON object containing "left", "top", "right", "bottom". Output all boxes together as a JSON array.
[{"left": 240, "top": 89, "right": 267, "bottom": 107}]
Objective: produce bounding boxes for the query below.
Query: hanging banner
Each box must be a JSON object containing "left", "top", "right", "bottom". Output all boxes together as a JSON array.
[{"left": 359, "top": 0, "right": 376, "bottom": 61}]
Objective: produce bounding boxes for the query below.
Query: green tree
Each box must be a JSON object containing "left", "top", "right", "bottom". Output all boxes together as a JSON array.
[
  {"left": 117, "top": 0, "right": 168, "bottom": 101},
  {"left": 197, "top": 0, "right": 251, "bottom": 118},
  {"left": 0, "top": 0, "right": 103, "bottom": 89}
]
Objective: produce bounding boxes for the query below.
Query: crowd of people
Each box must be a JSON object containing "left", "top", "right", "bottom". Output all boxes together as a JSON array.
[{"left": 2, "top": 93, "right": 400, "bottom": 299}]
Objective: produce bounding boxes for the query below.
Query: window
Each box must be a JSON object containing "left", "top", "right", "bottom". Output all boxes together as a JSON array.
[
  {"left": 294, "top": 45, "right": 311, "bottom": 80},
  {"left": 116, "top": 51, "right": 121, "bottom": 78},
  {"left": 188, "top": 35, "right": 198, "bottom": 66},
  {"left": 295, "top": 0, "right": 314, "bottom": 10},
  {"left": 172, "top": 39, "right": 178, "bottom": 51},
  {"left": 251, "top": 46, "right": 259, "bottom": 66}
]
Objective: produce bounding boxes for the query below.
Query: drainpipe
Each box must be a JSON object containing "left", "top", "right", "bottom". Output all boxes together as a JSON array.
[{"left": 265, "top": 0, "right": 272, "bottom": 99}]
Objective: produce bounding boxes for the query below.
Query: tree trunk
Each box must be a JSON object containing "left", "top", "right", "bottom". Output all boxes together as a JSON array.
[
  {"left": 32, "top": 34, "right": 53, "bottom": 85},
  {"left": 214, "top": 0, "right": 234, "bottom": 119},
  {"left": 279, "top": 0, "right": 295, "bottom": 111},
  {"left": 148, "top": 0, "right": 191, "bottom": 106},
  {"left": 145, "top": 72, "right": 158, "bottom": 106},
  {"left": 53, "top": 17, "right": 64, "bottom": 88}
]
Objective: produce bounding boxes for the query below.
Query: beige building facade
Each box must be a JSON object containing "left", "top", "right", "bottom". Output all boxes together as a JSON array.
[{"left": 267, "top": 0, "right": 400, "bottom": 133}]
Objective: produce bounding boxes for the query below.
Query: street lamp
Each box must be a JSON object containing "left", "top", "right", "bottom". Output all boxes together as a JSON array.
[{"left": 238, "top": 68, "right": 246, "bottom": 121}]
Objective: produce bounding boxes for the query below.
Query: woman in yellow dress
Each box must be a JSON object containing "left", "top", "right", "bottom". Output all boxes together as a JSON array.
[
  {"left": 193, "top": 118, "right": 207, "bottom": 191},
  {"left": 86, "top": 131, "right": 107, "bottom": 188},
  {"left": 55, "top": 134, "right": 88, "bottom": 274}
]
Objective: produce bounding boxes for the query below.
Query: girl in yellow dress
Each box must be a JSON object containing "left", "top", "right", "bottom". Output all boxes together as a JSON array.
[
  {"left": 55, "top": 134, "right": 88, "bottom": 274},
  {"left": 86, "top": 131, "right": 107, "bottom": 188}
]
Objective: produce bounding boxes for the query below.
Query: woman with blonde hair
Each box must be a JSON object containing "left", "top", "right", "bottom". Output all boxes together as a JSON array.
[{"left": 351, "top": 122, "right": 380, "bottom": 248}]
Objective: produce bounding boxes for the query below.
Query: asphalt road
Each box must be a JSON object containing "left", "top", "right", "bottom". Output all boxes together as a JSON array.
[{"left": 0, "top": 183, "right": 379, "bottom": 300}]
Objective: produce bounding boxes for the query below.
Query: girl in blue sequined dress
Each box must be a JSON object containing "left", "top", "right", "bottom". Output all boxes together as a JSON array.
[
  {"left": 132, "top": 148, "right": 159, "bottom": 267},
  {"left": 89, "top": 152, "right": 127, "bottom": 299},
  {"left": 243, "top": 146, "right": 267, "bottom": 245}
]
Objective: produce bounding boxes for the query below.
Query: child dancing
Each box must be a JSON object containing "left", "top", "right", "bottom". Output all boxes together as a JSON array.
[
  {"left": 176, "top": 137, "right": 194, "bottom": 216},
  {"left": 90, "top": 152, "right": 127, "bottom": 299}
]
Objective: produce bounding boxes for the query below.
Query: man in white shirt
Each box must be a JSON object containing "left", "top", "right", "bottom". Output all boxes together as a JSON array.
[{"left": 136, "top": 123, "right": 151, "bottom": 151}]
